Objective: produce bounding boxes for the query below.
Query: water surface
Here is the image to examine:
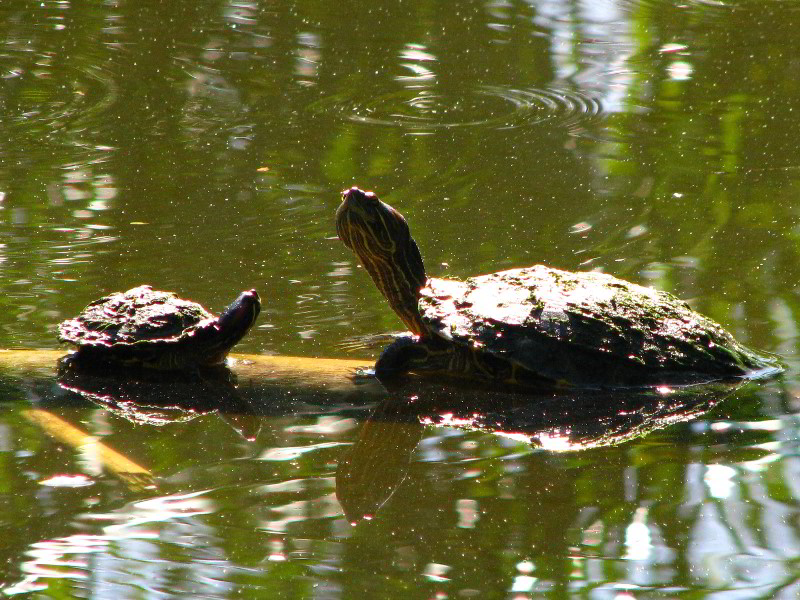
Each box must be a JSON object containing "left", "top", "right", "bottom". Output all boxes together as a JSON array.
[{"left": 0, "top": 0, "right": 798, "bottom": 597}]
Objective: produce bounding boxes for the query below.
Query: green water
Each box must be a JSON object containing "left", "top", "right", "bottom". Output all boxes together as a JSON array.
[{"left": 0, "top": 0, "right": 798, "bottom": 597}]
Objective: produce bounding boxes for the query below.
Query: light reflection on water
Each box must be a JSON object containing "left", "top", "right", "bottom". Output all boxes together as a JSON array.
[{"left": 3, "top": 395, "right": 796, "bottom": 597}]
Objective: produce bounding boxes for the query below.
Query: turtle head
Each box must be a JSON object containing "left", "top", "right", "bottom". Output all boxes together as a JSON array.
[
  {"left": 217, "top": 289, "right": 261, "bottom": 335},
  {"left": 195, "top": 289, "right": 261, "bottom": 365},
  {"left": 336, "top": 187, "right": 428, "bottom": 335}
]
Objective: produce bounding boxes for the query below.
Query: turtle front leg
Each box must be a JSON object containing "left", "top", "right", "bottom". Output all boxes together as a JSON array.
[
  {"left": 375, "top": 334, "right": 453, "bottom": 379},
  {"left": 376, "top": 334, "right": 498, "bottom": 381},
  {"left": 375, "top": 334, "right": 539, "bottom": 386}
]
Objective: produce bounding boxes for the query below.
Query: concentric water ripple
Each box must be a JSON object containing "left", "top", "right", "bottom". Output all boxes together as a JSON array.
[
  {"left": 308, "top": 85, "right": 604, "bottom": 131},
  {"left": 3, "top": 64, "right": 117, "bottom": 143}
]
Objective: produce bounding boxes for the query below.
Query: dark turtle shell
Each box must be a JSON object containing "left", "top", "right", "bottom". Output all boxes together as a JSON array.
[
  {"left": 419, "top": 266, "right": 778, "bottom": 387},
  {"left": 59, "top": 285, "right": 260, "bottom": 370},
  {"left": 59, "top": 286, "right": 213, "bottom": 347}
]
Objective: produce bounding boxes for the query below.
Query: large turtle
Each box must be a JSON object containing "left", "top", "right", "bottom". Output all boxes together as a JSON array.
[
  {"left": 59, "top": 286, "right": 261, "bottom": 370},
  {"left": 336, "top": 187, "right": 780, "bottom": 388}
]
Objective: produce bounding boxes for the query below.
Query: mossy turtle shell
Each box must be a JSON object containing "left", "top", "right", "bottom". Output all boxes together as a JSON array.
[
  {"left": 419, "top": 265, "right": 775, "bottom": 386},
  {"left": 59, "top": 285, "right": 214, "bottom": 348}
]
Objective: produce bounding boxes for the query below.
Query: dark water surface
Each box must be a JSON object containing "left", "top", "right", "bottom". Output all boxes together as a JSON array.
[{"left": 1, "top": 0, "right": 798, "bottom": 597}]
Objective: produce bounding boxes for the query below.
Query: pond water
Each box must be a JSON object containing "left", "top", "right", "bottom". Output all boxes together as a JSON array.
[{"left": 1, "top": 0, "right": 799, "bottom": 598}]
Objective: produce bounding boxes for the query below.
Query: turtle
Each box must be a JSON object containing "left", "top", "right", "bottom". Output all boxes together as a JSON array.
[
  {"left": 335, "top": 187, "right": 780, "bottom": 388},
  {"left": 59, "top": 285, "right": 261, "bottom": 370}
]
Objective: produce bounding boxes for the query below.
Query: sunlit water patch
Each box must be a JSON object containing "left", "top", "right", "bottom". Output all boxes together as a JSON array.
[
  {"left": 1, "top": 378, "right": 798, "bottom": 597},
  {"left": 0, "top": 163, "right": 121, "bottom": 346}
]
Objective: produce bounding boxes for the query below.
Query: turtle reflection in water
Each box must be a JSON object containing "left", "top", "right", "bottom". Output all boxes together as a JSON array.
[
  {"left": 335, "top": 381, "right": 743, "bottom": 524},
  {"left": 59, "top": 285, "right": 261, "bottom": 371},
  {"left": 336, "top": 187, "right": 780, "bottom": 388}
]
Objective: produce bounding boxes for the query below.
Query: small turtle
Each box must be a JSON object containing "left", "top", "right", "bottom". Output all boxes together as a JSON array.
[
  {"left": 59, "top": 285, "right": 261, "bottom": 370},
  {"left": 336, "top": 187, "right": 780, "bottom": 388}
]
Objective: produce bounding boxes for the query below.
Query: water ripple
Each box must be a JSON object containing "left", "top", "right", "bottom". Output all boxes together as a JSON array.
[
  {"left": 309, "top": 85, "right": 604, "bottom": 131},
  {"left": 2, "top": 58, "right": 116, "bottom": 134}
]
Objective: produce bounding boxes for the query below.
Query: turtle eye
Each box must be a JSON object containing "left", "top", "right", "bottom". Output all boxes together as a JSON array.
[{"left": 384, "top": 203, "right": 410, "bottom": 236}]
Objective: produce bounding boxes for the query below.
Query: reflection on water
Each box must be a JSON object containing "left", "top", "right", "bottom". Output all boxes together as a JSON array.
[
  {"left": 0, "top": 0, "right": 798, "bottom": 597},
  {"left": 0, "top": 356, "right": 796, "bottom": 597}
]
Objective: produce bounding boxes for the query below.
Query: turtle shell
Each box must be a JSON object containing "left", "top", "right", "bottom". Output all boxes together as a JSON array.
[
  {"left": 59, "top": 285, "right": 214, "bottom": 349},
  {"left": 419, "top": 265, "right": 775, "bottom": 386}
]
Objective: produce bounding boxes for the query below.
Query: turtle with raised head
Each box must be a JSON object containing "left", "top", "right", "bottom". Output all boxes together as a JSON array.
[
  {"left": 336, "top": 187, "right": 779, "bottom": 388},
  {"left": 59, "top": 285, "right": 261, "bottom": 370}
]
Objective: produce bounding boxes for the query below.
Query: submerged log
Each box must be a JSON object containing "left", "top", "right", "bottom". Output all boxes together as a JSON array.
[{"left": 0, "top": 349, "right": 375, "bottom": 394}]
